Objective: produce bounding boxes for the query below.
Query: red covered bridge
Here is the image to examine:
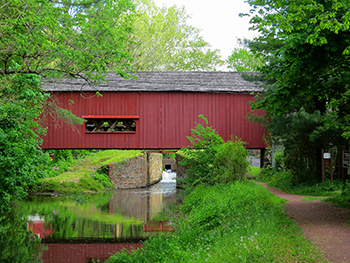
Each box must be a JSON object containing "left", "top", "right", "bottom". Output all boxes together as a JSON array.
[{"left": 41, "top": 72, "right": 266, "bottom": 150}]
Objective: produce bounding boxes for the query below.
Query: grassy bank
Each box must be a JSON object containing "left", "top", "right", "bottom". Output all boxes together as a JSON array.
[
  {"left": 107, "top": 181, "right": 328, "bottom": 262},
  {"left": 31, "top": 150, "right": 142, "bottom": 193},
  {"left": 257, "top": 167, "right": 342, "bottom": 197}
]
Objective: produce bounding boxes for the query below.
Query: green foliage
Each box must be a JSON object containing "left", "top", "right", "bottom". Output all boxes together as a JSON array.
[
  {"left": 131, "top": 0, "right": 224, "bottom": 71},
  {"left": 107, "top": 181, "right": 327, "bottom": 262},
  {"left": 179, "top": 116, "right": 248, "bottom": 189},
  {"left": 178, "top": 116, "right": 222, "bottom": 188},
  {"left": 34, "top": 150, "right": 141, "bottom": 193},
  {"left": 258, "top": 167, "right": 294, "bottom": 190},
  {"left": 273, "top": 151, "right": 285, "bottom": 171},
  {"left": 47, "top": 102, "right": 86, "bottom": 126},
  {"left": 258, "top": 167, "right": 342, "bottom": 197},
  {"left": 248, "top": 165, "right": 261, "bottom": 178},
  {"left": 78, "top": 177, "right": 103, "bottom": 192},
  {"left": 245, "top": 0, "right": 350, "bottom": 182},
  {"left": 91, "top": 150, "right": 143, "bottom": 165},
  {"left": 91, "top": 166, "right": 113, "bottom": 188},
  {"left": 186, "top": 115, "right": 224, "bottom": 148},
  {"left": 0, "top": 74, "right": 48, "bottom": 213},
  {"left": 1, "top": 0, "right": 135, "bottom": 81},
  {"left": 0, "top": 0, "right": 136, "bottom": 212},
  {"left": 162, "top": 151, "right": 176, "bottom": 159},
  {"left": 0, "top": 213, "right": 42, "bottom": 263},
  {"left": 326, "top": 180, "right": 350, "bottom": 208},
  {"left": 53, "top": 150, "right": 73, "bottom": 163},
  {"left": 213, "top": 139, "right": 249, "bottom": 182},
  {"left": 44, "top": 150, "right": 74, "bottom": 178},
  {"left": 226, "top": 41, "right": 263, "bottom": 72},
  {"left": 46, "top": 160, "right": 71, "bottom": 178}
]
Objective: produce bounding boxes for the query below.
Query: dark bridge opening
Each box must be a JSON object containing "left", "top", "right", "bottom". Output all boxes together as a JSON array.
[{"left": 82, "top": 115, "right": 139, "bottom": 133}]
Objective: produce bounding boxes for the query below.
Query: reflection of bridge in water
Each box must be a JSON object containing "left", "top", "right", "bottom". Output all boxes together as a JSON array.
[
  {"left": 143, "top": 221, "right": 174, "bottom": 232},
  {"left": 39, "top": 174, "right": 178, "bottom": 262}
]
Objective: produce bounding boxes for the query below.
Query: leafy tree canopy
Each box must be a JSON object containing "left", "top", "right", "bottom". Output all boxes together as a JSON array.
[
  {"left": 1, "top": 0, "right": 135, "bottom": 82},
  {"left": 0, "top": 0, "right": 135, "bottom": 213},
  {"left": 0, "top": 74, "right": 48, "bottom": 213},
  {"left": 226, "top": 39, "right": 263, "bottom": 72},
  {"left": 245, "top": 0, "right": 350, "bottom": 181},
  {"left": 246, "top": 0, "right": 350, "bottom": 119}
]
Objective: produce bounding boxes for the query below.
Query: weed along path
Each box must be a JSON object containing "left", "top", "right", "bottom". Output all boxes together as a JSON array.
[{"left": 259, "top": 182, "right": 350, "bottom": 263}]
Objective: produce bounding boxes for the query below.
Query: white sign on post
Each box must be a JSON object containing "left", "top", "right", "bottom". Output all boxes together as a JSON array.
[{"left": 323, "top": 153, "right": 331, "bottom": 159}]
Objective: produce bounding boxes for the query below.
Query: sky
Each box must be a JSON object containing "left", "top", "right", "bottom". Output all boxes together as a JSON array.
[{"left": 151, "top": 0, "right": 257, "bottom": 61}]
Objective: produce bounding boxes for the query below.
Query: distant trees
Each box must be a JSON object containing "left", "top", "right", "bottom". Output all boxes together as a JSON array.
[
  {"left": 130, "top": 0, "right": 224, "bottom": 71},
  {"left": 226, "top": 39, "right": 263, "bottom": 72}
]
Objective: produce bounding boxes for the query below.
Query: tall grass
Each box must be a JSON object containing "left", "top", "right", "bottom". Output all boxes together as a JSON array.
[
  {"left": 107, "top": 181, "right": 327, "bottom": 262},
  {"left": 258, "top": 166, "right": 342, "bottom": 197}
]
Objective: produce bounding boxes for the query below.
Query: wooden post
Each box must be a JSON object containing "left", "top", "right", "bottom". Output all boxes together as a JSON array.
[
  {"left": 260, "top": 148, "right": 265, "bottom": 168},
  {"left": 322, "top": 149, "right": 333, "bottom": 184},
  {"left": 330, "top": 149, "right": 333, "bottom": 184},
  {"left": 322, "top": 149, "right": 325, "bottom": 184},
  {"left": 343, "top": 148, "right": 350, "bottom": 184}
]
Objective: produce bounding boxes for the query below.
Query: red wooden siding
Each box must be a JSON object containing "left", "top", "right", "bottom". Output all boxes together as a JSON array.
[{"left": 41, "top": 92, "right": 267, "bottom": 149}]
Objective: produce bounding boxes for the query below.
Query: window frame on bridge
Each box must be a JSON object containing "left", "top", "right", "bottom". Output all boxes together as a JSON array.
[{"left": 82, "top": 115, "right": 139, "bottom": 134}]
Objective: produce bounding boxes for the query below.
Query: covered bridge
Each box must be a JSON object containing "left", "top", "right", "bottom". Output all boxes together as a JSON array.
[{"left": 41, "top": 71, "right": 266, "bottom": 150}]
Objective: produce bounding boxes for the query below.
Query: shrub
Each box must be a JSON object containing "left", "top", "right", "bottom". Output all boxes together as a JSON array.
[
  {"left": 52, "top": 149, "right": 73, "bottom": 163},
  {"left": 90, "top": 166, "right": 113, "bottom": 188},
  {"left": 213, "top": 138, "right": 249, "bottom": 183},
  {"left": 273, "top": 150, "right": 285, "bottom": 170},
  {"left": 78, "top": 177, "right": 103, "bottom": 192},
  {"left": 258, "top": 167, "right": 293, "bottom": 189},
  {"left": 186, "top": 114, "right": 224, "bottom": 149},
  {"left": 178, "top": 115, "right": 249, "bottom": 189},
  {"left": 38, "top": 181, "right": 61, "bottom": 193}
]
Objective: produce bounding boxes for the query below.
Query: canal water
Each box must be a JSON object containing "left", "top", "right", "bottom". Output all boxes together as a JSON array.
[{"left": 12, "top": 171, "right": 178, "bottom": 263}]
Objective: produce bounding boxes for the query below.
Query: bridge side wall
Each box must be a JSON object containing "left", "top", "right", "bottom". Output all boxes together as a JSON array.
[{"left": 41, "top": 91, "right": 267, "bottom": 150}]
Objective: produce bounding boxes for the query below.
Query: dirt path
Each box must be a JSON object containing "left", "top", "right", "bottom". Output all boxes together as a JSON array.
[{"left": 260, "top": 183, "right": 350, "bottom": 263}]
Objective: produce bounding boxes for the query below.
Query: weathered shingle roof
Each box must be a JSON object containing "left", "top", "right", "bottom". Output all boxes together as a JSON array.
[{"left": 41, "top": 71, "right": 262, "bottom": 93}]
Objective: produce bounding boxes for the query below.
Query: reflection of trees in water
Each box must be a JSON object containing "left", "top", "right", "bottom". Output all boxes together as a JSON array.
[
  {"left": 0, "top": 213, "right": 42, "bottom": 263},
  {"left": 18, "top": 184, "right": 179, "bottom": 242},
  {"left": 48, "top": 209, "right": 145, "bottom": 239},
  {"left": 66, "top": 219, "right": 144, "bottom": 239},
  {"left": 109, "top": 184, "right": 178, "bottom": 222}
]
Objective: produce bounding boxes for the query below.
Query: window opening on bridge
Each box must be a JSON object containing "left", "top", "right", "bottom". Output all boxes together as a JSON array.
[{"left": 85, "top": 118, "right": 136, "bottom": 133}]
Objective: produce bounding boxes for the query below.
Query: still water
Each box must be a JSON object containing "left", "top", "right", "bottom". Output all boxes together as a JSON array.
[{"left": 18, "top": 171, "right": 178, "bottom": 263}]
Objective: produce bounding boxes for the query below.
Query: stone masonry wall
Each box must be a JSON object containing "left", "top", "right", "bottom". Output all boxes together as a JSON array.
[
  {"left": 109, "top": 154, "right": 148, "bottom": 189},
  {"left": 108, "top": 153, "right": 163, "bottom": 189},
  {"left": 148, "top": 153, "right": 163, "bottom": 185},
  {"left": 175, "top": 153, "right": 188, "bottom": 188}
]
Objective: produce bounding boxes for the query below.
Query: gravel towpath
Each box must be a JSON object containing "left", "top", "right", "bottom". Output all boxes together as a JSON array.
[{"left": 260, "top": 182, "right": 350, "bottom": 263}]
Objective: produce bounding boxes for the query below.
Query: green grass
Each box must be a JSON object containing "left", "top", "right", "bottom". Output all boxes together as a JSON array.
[
  {"left": 257, "top": 167, "right": 342, "bottom": 197},
  {"left": 107, "top": 181, "right": 328, "bottom": 263},
  {"left": 301, "top": 196, "right": 330, "bottom": 201},
  {"left": 34, "top": 150, "right": 143, "bottom": 193},
  {"left": 247, "top": 166, "right": 260, "bottom": 178},
  {"left": 325, "top": 194, "right": 350, "bottom": 208}
]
